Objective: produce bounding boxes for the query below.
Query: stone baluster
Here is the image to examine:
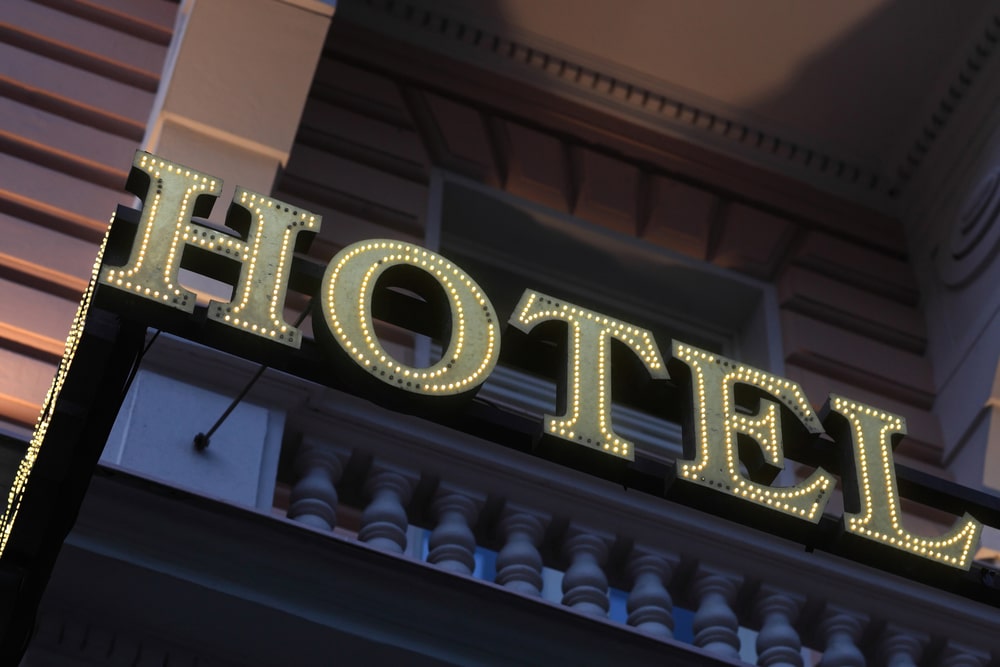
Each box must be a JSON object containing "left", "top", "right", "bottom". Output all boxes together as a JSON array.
[
  {"left": 287, "top": 438, "right": 344, "bottom": 531},
  {"left": 625, "top": 549, "right": 676, "bottom": 638},
  {"left": 428, "top": 489, "right": 481, "bottom": 575},
  {"left": 358, "top": 466, "right": 414, "bottom": 554},
  {"left": 691, "top": 569, "right": 742, "bottom": 661},
  {"left": 495, "top": 506, "right": 547, "bottom": 596},
  {"left": 938, "top": 642, "right": 991, "bottom": 667},
  {"left": 754, "top": 587, "right": 804, "bottom": 667},
  {"left": 560, "top": 530, "right": 611, "bottom": 617},
  {"left": 878, "top": 626, "right": 927, "bottom": 667},
  {"left": 818, "top": 609, "right": 866, "bottom": 667}
]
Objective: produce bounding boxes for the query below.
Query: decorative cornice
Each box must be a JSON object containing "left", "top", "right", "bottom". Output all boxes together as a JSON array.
[
  {"left": 888, "top": 11, "right": 1000, "bottom": 199},
  {"left": 342, "top": 0, "right": 1000, "bottom": 212}
]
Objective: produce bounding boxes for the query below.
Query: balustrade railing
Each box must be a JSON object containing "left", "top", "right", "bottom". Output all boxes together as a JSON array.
[
  {"left": 279, "top": 423, "right": 998, "bottom": 667},
  {"left": 117, "top": 339, "right": 999, "bottom": 667},
  {"left": 625, "top": 549, "right": 676, "bottom": 638},
  {"left": 495, "top": 505, "right": 546, "bottom": 597},
  {"left": 817, "top": 609, "right": 866, "bottom": 667}
]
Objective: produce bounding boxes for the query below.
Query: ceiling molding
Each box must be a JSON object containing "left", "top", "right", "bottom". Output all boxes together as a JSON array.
[
  {"left": 887, "top": 10, "right": 1000, "bottom": 200},
  {"left": 339, "top": 0, "right": 1000, "bottom": 215}
]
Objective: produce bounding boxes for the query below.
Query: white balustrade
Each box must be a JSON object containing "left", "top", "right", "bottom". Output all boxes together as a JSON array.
[
  {"left": 878, "top": 625, "right": 927, "bottom": 667},
  {"left": 428, "top": 489, "right": 481, "bottom": 575},
  {"left": 625, "top": 549, "right": 676, "bottom": 638},
  {"left": 358, "top": 466, "right": 415, "bottom": 554},
  {"left": 495, "top": 507, "right": 547, "bottom": 596},
  {"left": 754, "top": 587, "right": 804, "bottom": 667},
  {"left": 287, "top": 438, "right": 344, "bottom": 531},
  {"left": 818, "top": 610, "right": 866, "bottom": 667},
  {"left": 938, "top": 642, "right": 992, "bottom": 667},
  {"left": 691, "top": 569, "right": 742, "bottom": 660},
  {"left": 560, "top": 530, "right": 611, "bottom": 617},
  {"left": 278, "top": 406, "right": 999, "bottom": 666}
]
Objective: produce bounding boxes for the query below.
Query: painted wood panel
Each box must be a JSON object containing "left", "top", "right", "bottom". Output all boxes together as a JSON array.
[{"left": 0, "top": 0, "right": 175, "bottom": 430}]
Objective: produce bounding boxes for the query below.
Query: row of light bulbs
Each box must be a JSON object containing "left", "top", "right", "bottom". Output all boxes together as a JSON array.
[{"left": 87, "top": 151, "right": 984, "bottom": 570}]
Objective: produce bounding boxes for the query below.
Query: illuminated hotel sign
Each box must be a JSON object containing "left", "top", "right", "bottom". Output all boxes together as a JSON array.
[{"left": 5, "top": 152, "right": 984, "bottom": 571}]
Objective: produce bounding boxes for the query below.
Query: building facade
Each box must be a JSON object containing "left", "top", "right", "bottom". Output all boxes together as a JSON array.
[{"left": 1, "top": 0, "right": 999, "bottom": 664}]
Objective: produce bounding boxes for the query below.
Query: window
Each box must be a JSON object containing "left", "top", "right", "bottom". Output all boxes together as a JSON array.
[{"left": 425, "top": 173, "right": 783, "bottom": 463}]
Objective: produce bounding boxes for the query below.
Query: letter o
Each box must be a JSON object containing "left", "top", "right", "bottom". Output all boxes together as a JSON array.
[{"left": 319, "top": 239, "right": 500, "bottom": 396}]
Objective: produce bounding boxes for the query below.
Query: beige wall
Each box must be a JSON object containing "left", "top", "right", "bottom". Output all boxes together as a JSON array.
[
  {"left": 0, "top": 0, "right": 176, "bottom": 432},
  {"left": 0, "top": 0, "right": 332, "bottom": 434}
]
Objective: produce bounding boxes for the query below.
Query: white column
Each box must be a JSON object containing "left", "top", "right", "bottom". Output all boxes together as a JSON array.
[
  {"left": 145, "top": 0, "right": 333, "bottom": 216},
  {"left": 625, "top": 549, "right": 676, "bottom": 638},
  {"left": 560, "top": 530, "right": 610, "bottom": 617},
  {"left": 495, "top": 506, "right": 547, "bottom": 596},
  {"left": 427, "top": 489, "right": 480, "bottom": 575},
  {"left": 358, "top": 466, "right": 414, "bottom": 554},
  {"left": 754, "top": 587, "right": 804, "bottom": 667},
  {"left": 691, "top": 569, "right": 742, "bottom": 660},
  {"left": 878, "top": 625, "right": 927, "bottom": 667},
  {"left": 287, "top": 437, "right": 344, "bottom": 531},
  {"left": 939, "top": 642, "right": 992, "bottom": 667},
  {"left": 818, "top": 609, "right": 866, "bottom": 667}
]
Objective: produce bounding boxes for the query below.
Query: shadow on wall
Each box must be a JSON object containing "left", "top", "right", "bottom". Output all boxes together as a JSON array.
[
  {"left": 731, "top": 0, "right": 989, "bottom": 173},
  {"left": 462, "top": 0, "right": 990, "bottom": 188}
]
